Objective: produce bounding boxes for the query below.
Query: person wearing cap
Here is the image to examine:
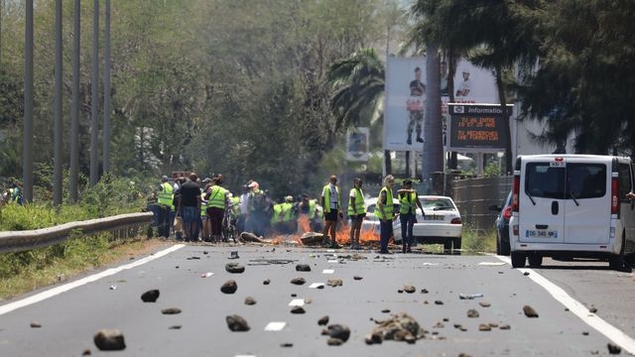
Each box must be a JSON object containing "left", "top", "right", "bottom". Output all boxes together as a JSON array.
[
  {"left": 321, "top": 175, "right": 342, "bottom": 248},
  {"left": 376, "top": 175, "right": 396, "bottom": 254},
  {"left": 156, "top": 175, "right": 174, "bottom": 238},
  {"left": 347, "top": 177, "right": 366, "bottom": 250},
  {"left": 397, "top": 179, "right": 424, "bottom": 253},
  {"left": 279, "top": 195, "right": 297, "bottom": 235},
  {"left": 247, "top": 181, "right": 269, "bottom": 237}
]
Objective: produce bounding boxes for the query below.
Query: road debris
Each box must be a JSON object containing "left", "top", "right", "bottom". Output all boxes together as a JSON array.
[
  {"left": 226, "top": 315, "right": 250, "bottom": 332},
  {"left": 221, "top": 280, "right": 238, "bottom": 294},
  {"left": 225, "top": 262, "right": 245, "bottom": 274},
  {"left": 141, "top": 289, "right": 160, "bottom": 302},
  {"left": 161, "top": 308, "right": 181, "bottom": 315},
  {"left": 93, "top": 329, "right": 126, "bottom": 351}
]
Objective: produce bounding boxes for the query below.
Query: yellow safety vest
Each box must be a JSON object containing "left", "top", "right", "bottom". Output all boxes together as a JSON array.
[
  {"left": 207, "top": 185, "right": 227, "bottom": 209},
  {"left": 347, "top": 188, "right": 366, "bottom": 215},
  {"left": 157, "top": 182, "right": 173, "bottom": 208},
  {"left": 375, "top": 186, "right": 394, "bottom": 220},
  {"left": 399, "top": 191, "right": 417, "bottom": 214},
  {"left": 322, "top": 184, "right": 340, "bottom": 213}
]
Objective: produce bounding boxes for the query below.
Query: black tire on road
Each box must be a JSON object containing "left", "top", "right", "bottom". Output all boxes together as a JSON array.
[
  {"left": 452, "top": 237, "right": 462, "bottom": 255},
  {"left": 511, "top": 252, "right": 526, "bottom": 268},
  {"left": 528, "top": 254, "right": 543, "bottom": 267},
  {"left": 609, "top": 234, "right": 628, "bottom": 271}
]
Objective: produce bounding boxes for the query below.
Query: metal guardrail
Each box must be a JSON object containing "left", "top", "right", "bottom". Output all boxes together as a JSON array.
[{"left": 0, "top": 212, "right": 153, "bottom": 254}]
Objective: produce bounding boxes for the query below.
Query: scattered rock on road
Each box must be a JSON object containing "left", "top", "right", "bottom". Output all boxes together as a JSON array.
[
  {"left": 30, "top": 321, "right": 42, "bottom": 328},
  {"left": 141, "top": 289, "right": 160, "bottom": 303},
  {"left": 161, "top": 308, "right": 182, "bottom": 315},
  {"left": 291, "top": 306, "right": 306, "bottom": 314},
  {"left": 295, "top": 264, "right": 311, "bottom": 272},
  {"left": 226, "top": 315, "right": 250, "bottom": 332},
  {"left": 290, "top": 277, "right": 306, "bottom": 285},
  {"left": 221, "top": 280, "right": 238, "bottom": 294},
  {"left": 318, "top": 316, "right": 329, "bottom": 326},
  {"left": 523, "top": 305, "right": 539, "bottom": 318},
  {"left": 244, "top": 296, "right": 257, "bottom": 305},
  {"left": 353, "top": 275, "right": 363, "bottom": 280},
  {"left": 607, "top": 343, "right": 622, "bottom": 354},
  {"left": 366, "top": 312, "right": 423, "bottom": 345},
  {"left": 93, "top": 329, "right": 126, "bottom": 351},
  {"left": 467, "top": 309, "right": 479, "bottom": 318},
  {"left": 327, "top": 324, "right": 351, "bottom": 342},
  {"left": 327, "top": 279, "right": 343, "bottom": 287},
  {"left": 263, "top": 279, "right": 271, "bottom": 285},
  {"left": 403, "top": 285, "right": 416, "bottom": 293}
]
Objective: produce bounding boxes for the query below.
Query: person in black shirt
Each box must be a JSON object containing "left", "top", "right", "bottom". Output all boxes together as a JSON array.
[{"left": 178, "top": 173, "right": 201, "bottom": 242}]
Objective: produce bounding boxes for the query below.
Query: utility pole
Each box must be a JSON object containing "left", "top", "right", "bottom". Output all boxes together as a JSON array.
[
  {"left": 70, "top": 0, "right": 80, "bottom": 202},
  {"left": 53, "top": 0, "right": 63, "bottom": 206},
  {"left": 89, "top": 0, "right": 100, "bottom": 186},
  {"left": 23, "top": 0, "right": 33, "bottom": 203},
  {"left": 103, "top": 0, "right": 111, "bottom": 173}
]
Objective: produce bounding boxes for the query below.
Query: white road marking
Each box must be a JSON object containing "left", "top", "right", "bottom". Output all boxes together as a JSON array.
[
  {"left": 309, "top": 283, "right": 324, "bottom": 289},
  {"left": 322, "top": 269, "right": 334, "bottom": 274},
  {"left": 0, "top": 244, "right": 185, "bottom": 316},
  {"left": 264, "top": 322, "right": 286, "bottom": 331},
  {"left": 288, "top": 298, "right": 304, "bottom": 307},
  {"left": 496, "top": 255, "right": 635, "bottom": 354}
]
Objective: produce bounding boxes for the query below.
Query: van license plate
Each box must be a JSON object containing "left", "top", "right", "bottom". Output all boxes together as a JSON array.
[{"left": 525, "top": 230, "right": 558, "bottom": 238}]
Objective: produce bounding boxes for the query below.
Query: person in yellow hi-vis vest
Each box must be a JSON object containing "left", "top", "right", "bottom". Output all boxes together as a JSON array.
[
  {"left": 321, "top": 175, "right": 343, "bottom": 248},
  {"left": 156, "top": 175, "right": 174, "bottom": 238},
  {"left": 347, "top": 177, "right": 366, "bottom": 250},
  {"left": 376, "top": 174, "right": 395, "bottom": 254},
  {"left": 397, "top": 179, "right": 424, "bottom": 253}
]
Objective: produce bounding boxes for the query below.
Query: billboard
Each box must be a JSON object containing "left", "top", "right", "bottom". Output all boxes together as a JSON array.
[
  {"left": 346, "top": 127, "right": 369, "bottom": 161},
  {"left": 384, "top": 57, "right": 499, "bottom": 152},
  {"left": 447, "top": 104, "right": 513, "bottom": 152}
]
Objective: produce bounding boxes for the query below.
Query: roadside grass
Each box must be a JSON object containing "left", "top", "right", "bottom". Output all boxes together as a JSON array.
[
  {"left": 0, "top": 233, "right": 167, "bottom": 301},
  {"left": 413, "top": 226, "right": 496, "bottom": 255}
]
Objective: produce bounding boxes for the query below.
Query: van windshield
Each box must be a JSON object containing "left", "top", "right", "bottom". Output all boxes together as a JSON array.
[{"left": 525, "top": 163, "right": 606, "bottom": 199}]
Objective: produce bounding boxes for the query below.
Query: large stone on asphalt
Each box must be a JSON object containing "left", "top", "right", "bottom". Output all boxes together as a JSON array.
[
  {"left": 295, "top": 264, "right": 311, "bottom": 272},
  {"left": 290, "top": 277, "right": 306, "bottom": 285},
  {"left": 226, "top": 315, "right": 250, "bottom": 332},
  {"left": 221, "top": 280, "right": 238, "bottom": 294},
  {"left": 161, "top": 307, "right": 181, "bottom": 315},
  {"left": 141, "top": 289, "right": 160, "bottom": 303},
  {"left": 327, "top": 324, "right": 350, "bottom": 342},
  {"left": 403, "top": 285, "right": 416, "bottom": 293},
  {"left": 94, "top": 329, "right": 126, "bottom": 351},
  {"left": 244, "top": 296, "right": 257, "bottom": 305},
  {"left": 225, "top": 263, "right": 245, "bottom": 274},
  {"left": 318, "top": 316, "right": 329, "bottom": 326},
  {"left": 327, "top": 279, "right": 343, "bottom": 287},
  {"left": 523, "top": 305, "right": 539, "bottom": 318},
  {"left": 368, "top": 313, "right": 423, "bottom": 344}
]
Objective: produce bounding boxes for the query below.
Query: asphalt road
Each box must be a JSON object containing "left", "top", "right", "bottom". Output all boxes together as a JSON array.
[{"left": 1, "top": 243, "right": 634, "bottom": 357}]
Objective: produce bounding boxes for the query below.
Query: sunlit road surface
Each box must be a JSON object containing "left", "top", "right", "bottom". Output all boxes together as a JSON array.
[{"left": 1, "top": 243, "right": 635, "bottom": 356}]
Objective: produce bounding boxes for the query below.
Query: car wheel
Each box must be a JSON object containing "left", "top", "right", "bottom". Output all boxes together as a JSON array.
[
  {"left": 452, "top": 237, "right": 461, "bottom": 255},
  {"left": 496, "top": 234, "right": 502, "bottom": 255},
  {"left": 500, "top": 239, "right": 511, "bottom": 256},
  {"left": 609, "top": 234, "right": 630, "bottom": 271},
  {"left": 443, "top": 240, "right": 452, "bottom": 254},
  {"left": 511, "top": 252, "right": 525, "bottom": 268},
  {"left": 528, "top": 254, "right": 543, "bottom": 267}
]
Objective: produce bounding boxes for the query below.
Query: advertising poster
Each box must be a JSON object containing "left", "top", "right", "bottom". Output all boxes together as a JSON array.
[
  {"left": 384, "top": 57, "right": 499, "bottom": 152},
  {"left": 447, "top": 104, "right": 513, "bottom": 152},
  {"left": 346, "top": 127, "right": 369, "bottom": 161},
  {"left": 384, "top": 57, "right": 427, "bottom": 151}
]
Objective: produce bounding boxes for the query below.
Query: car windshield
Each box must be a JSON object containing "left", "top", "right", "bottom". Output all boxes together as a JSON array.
[{"left": 420, "top": 197, "right": 455, "bottom": 211}]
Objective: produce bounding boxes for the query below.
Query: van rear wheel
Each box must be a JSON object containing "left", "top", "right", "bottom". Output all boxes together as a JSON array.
[
  {"left": 528, "top": 254, "right": 543, "bottom": 267},
  {"left": 609, "top": 235, "right": 628, "bottom": 271},
  {"left": 511, "top": 252, "right": 526, "bottom": 268}
]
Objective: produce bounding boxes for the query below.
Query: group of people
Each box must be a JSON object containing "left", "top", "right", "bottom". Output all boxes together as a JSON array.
[
  {"left": 1, "top": 181, "right": 24, "bottom": 206},
  {"left": 151, "top": 172, "right": 424, "bottom": 253}
]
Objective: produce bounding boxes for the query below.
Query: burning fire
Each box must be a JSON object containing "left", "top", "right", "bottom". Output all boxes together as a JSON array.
[{"left": 269, "top": 215, "right": 382, "bottom": 246}]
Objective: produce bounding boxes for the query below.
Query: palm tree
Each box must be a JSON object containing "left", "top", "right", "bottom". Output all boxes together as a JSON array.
[
  {"left": 410, "top": 0, "right": 541, "bottom": 173},
  {"left": 327, "top": 48, "right": 391, "bottom": 172}
]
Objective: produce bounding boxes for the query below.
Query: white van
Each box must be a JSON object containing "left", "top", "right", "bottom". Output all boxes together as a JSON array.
[{"left": 509, "top": 154, "right": 635, "bottom": 269}]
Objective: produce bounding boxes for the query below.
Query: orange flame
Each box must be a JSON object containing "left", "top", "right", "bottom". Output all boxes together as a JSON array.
[{"left": 267, "top": 215, "right": 381, "bottom": 246}]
